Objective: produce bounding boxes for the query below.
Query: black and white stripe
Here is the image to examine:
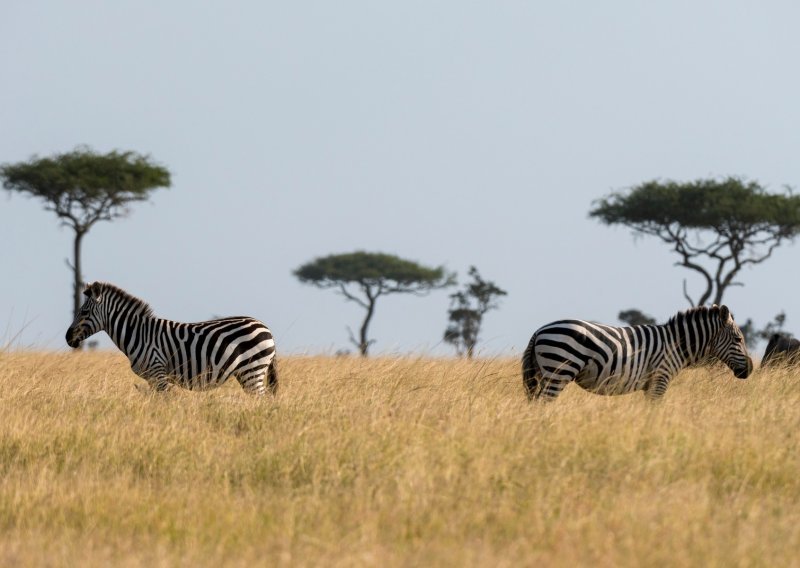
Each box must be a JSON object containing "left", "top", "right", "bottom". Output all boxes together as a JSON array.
[
  {"left": 66, "top": 282, "right": 278, "bottom": 394},
  {"left": 522, "top": 305, "right": 752, "bottom": 401}
]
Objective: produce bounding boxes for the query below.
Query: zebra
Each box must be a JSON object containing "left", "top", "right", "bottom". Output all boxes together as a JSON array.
[
  {"left": 761, "top": 333, "right": 800, "bottom": 368},
  {"left": 65, "top": 282, "right": 278, "bottom": 395},
  {"left": 521, "top": 304, "right": 752, "bottom": 401}
]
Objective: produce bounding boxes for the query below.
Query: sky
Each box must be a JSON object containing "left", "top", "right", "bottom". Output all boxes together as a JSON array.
[{"left": 1, "top": 1, "right": 799, "bottom": 357}]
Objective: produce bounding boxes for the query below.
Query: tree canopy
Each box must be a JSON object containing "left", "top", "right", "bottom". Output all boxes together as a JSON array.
[
  {"left": 618, "top": 309, "right": 657, "bottom": 327},
  {"left": 739, "top": 311, "right": 787, "bottom": 351},
  {"left": 294, "top": 251, "right": 454, "bottom": 356},
  {"left": 2, "top": 148, "right": 170, "bottom": 225},
  {"left": 443, "top": 266, "right": 507, "bottom": 358},
  {"left": 590, "top": 177, "right": 800, "bottom": 306},
  {"left": 1, "top": 147, "right": 171, "bottom": 321}
]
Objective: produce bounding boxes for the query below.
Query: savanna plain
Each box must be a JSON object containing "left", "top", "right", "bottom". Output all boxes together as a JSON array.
[{"left": 1, "top": 351, "right": 799, "bottom": 567}]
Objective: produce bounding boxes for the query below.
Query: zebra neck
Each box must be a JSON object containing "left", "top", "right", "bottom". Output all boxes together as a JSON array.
[
  {"left": 666, "top": 316, "right": 721, "bottom": 365},
  {"left": 105, "top": 309, "right": 160, "bottom": 356}
]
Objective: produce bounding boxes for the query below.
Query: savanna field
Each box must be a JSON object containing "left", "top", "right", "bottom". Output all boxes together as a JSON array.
[{"left": 1, "top": 351, "right": 799, "bottom": 567}]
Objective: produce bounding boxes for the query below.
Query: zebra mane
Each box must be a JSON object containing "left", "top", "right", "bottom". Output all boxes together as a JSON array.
[
  {"left": 94, "top": 282, "right": 156, "bottom": 318},
  {"left": 665, "top": 305, "right": 723, "bottom": 328}
]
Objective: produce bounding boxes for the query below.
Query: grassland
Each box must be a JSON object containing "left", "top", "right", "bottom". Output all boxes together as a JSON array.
[{"left": 1, "top": 351, "right": 799, "bottom": 567}]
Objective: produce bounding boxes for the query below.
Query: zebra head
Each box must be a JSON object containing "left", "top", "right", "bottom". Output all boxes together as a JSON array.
[
  {"left": 707, "top": 305, "right": 753, "bottom": 379},
  {"left": 65, "top": 282, "right": 106, "bottom": 349}
]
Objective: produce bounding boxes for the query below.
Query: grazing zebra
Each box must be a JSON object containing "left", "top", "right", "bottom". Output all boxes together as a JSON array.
[
  {"left": 521, "top": 304, "right": 752, "bottom": 401},
  {"left": 761, "top": 333, "right": 800, "bottom": 368},
  {"left": 66, "top": 282, "right": 278, "bottom": 395}
]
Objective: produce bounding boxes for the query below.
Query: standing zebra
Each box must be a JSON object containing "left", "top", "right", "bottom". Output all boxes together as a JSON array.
[
  {"left": 66, "top": 282, "right": 278, "bottom": 395},
  {"left": 521, "top": 304, "right": 752, "bottom": 401}
]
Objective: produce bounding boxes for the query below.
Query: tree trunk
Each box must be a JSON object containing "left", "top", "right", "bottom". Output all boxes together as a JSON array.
[
  {"left": 465, "top": 317, "right": 479, "bottom": 359},
  {"left": 359, "top": 297, "right": 376, "bottom": 357},
  {"left": 713, "top": 287, "right": 725, "bottom": 307},
  {"left": 72, "top": 228, "right": 86, "bottom": 323},
  {"left": 682, "top": 270, "right": 714, "bottom": 307}
]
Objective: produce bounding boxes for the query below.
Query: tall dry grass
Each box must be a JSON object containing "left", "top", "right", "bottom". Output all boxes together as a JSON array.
[{"left": 1, "top": 351, "right": 799, "bottom": 567}]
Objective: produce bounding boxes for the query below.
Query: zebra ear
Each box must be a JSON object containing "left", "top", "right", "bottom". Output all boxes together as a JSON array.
[
  {"left": 87, "top": 282, "right": 104, "bottom": 302},
  {"left": 719, "top": 305, "right": 730, "bottom": 321},
  {"left": 82, "top": 284, "right": 92, "bottom": 298}
]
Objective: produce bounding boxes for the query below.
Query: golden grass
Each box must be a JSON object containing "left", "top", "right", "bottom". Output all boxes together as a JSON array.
[{"left": 1, "top": 351, "right": 799, "bottom": 567}]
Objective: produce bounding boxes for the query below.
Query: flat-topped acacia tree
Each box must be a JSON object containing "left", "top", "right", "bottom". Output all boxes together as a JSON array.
[
  {"left": 1, "top": 147, "right": 171, "bottom": 322},
  {"left": 294, "top": 251, "right": 455, "bottom": 356},
  {"left": 590, "top": 177, "right": 800, "bottom": 306}
]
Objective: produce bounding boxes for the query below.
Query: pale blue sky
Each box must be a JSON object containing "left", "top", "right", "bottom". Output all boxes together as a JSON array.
[{"left": 2, "top": 1, "right": 799, "bottom": 356}]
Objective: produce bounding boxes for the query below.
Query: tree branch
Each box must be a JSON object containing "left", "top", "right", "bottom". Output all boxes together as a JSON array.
[
  {"left": 671, "top": 237, "right": 714, "bottom": 305},
  {"left": 739, "top": 237, "right": 784, "bottom": 267},
  {"left": 682, "top": 279, "right": 695, "bottom": 307},
  {"left": 336, "top": 283, "right": 369, "bottom": 309},
  {"left": 346, "top": 326, "right": 359, "bottom": 349}
]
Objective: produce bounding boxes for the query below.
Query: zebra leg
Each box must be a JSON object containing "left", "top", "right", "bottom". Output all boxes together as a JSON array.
[
  {"left": 236, "top": 356, "right": 278, "bottom": 396},
  {"left": 146, "top": 365, "right": 173, "bottom": 392},
  {"left": 535, "top": 370, "right": 575, "bottom": 401},
  {"left": 266, "top": 356, "right": 278, "bottom": 395},
  {"left": 523, "top": 369, "right": 541, "bottom": 400},
  {"left": 132, "top": 359, "right": 172, "bottom": 393},
  {"left": 139, "top": 375, "right": 172, "bottom": 393},
  {"left": 521, "top": 338, "right": 541, "bottom": 400},
  {"left": 236, "top": 369, "right": 268, "bottom": 396},
  {"left": 149, "top": 373, "right": 173, "bottom": 392},
  {"left": 644, "top": 372, "right": 672, "bottom": 401}
]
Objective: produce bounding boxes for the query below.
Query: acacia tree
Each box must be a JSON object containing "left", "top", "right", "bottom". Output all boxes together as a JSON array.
[
  {"left": 618, "top": 309, "right": 656, "bottom": 326},
  {"left": 1, "top": 147, "right": 171, "bottom": 322},
  {"left": 590, "top": 177, "right": 800, "bottom": 306},
  {"left": 443, "top": 266, "right": 507, "bottom": 358},
  {"left": 740, "top": 311, "right": 786, "bottom": 350},
  {"left": 294, "top": 251, "right": 454, "bottom": 356}
]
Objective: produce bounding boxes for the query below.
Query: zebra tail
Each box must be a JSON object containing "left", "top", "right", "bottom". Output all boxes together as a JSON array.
[
  {"left": 521, "top": 335, "right": 540, "bottom": 400},
  {"left": 267, "top": 354, "right": 279, "bottom": 395}
]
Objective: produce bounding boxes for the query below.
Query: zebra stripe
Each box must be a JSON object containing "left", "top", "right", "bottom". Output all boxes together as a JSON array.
[
  {"left": 66, "top": 282, "right": 278, "bottom": 395},
  {"left": 521, "top": 304, "right": 752, "bottom": 401}
]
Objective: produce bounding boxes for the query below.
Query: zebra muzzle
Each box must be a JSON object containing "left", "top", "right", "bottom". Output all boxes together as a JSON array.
[
  {"left": 734, "top": 358, "right": 753, "bottom": 379},
  {"left": 65, "top": 327, "right": 82, "bottom": 349}
]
